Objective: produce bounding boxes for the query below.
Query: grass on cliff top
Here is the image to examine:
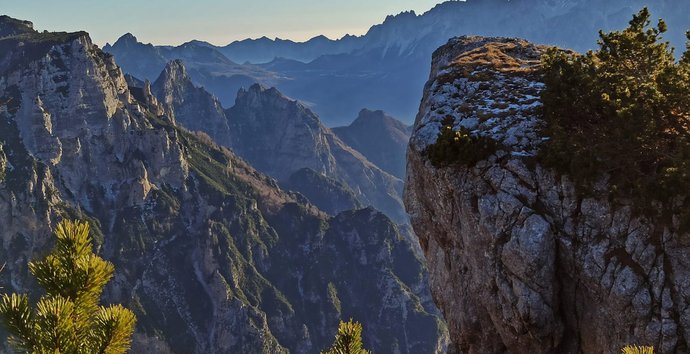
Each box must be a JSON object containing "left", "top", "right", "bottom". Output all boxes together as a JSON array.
[{"left": 539, "top": 8, "right": 690, "bottom": 229}]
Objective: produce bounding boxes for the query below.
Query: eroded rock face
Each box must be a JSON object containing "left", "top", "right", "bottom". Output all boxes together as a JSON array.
[
  {"left": 225, "top": 84, "right": 408, "bottom": 223},
  {"left": 151, "top": 59, "right": 232, "bottom": 144},
  {"left": 405, "top": 36, "right": 690, "bottom": 353},
  {"left": 0, "top": 17, "right": 447, "bottom": 354}
]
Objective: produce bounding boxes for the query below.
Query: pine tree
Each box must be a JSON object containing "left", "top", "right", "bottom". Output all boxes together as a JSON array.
[
  {"left": 321, "top": 319, "right": 371, "bottom": 354},
  {"left": 622, "top": 345, "right": 655, "bottom": 354},
  {"left": 540, "top": 7, "right": 690, "bottom": 205},
  {"left": 0, "top": 220, "right": 136, "bottom": 353}
]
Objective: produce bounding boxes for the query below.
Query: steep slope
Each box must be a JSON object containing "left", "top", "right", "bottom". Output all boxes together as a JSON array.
[
  {"left": 224, "top": 84, "right": 407, "bottom": 223},
  {"left": 282, "top": 168, "right": 362, "bottom": 215},
  {"left": 0, "top": 17, "right": 446, "bottom": 354},
  {"left": 147, "top": 63, "right": 405, "bottom": 222},
  {"left": 333, "top": 109, "right": 411, "bottom": 179},
  {"left": 405, "top": 36, "right": 690, "bottom": 353},
  {"left": 151, "top": 59, "right": 232, "bottom": 145}
]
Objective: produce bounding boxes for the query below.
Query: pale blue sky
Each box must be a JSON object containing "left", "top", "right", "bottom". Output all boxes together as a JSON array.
[{"left": 3, "top": 0, "right": 447, "bottom": 46}]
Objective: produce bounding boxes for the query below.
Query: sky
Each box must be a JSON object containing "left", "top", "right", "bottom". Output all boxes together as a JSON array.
[{"left": 3, "top": 0, "right": 447, "bottom": 46}]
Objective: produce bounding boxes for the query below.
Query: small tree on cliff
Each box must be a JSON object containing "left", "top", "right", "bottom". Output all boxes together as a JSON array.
[
  {"left": 321, "top": 319, "right": 371, "bottom": 354},
  {"left": 0, "top": 220, "right": 136, "bottom": 353},
  {"left": 540, "top": 8, "right": 690, "bottom": 204}
]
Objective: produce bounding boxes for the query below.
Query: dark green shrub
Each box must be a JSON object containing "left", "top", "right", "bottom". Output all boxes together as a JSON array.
[
  {"left": 426, "top": 116, "right": 497, "bottom": 168},
  {"left": 539, "top": 8, "right": 690, "bottom": 218}
]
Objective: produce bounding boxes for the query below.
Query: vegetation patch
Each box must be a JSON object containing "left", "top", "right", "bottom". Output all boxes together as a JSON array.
[
  {"left": 539, "top": 8, "right": 690, "bottom": 229},
  {"left": 425, "top": 116, "right": 498, "bottom": 168}
]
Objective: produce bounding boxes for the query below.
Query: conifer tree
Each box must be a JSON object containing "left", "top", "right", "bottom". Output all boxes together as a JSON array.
[
  {"left": 321, "top": 319, "right": 371, "bottom": 354},
  {"left": 0, "top": 220, "right": 136, "bottom": 353},
  {"left": 540, "top": 8, "right": 690, "bottom": 203}
]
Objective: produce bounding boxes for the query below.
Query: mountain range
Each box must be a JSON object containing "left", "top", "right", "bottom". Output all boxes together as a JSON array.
[
  {"left": 104, "top": 0, "right": 690, "bottom": 126},
  {"left": 0, "top": 16, "right": 446, "bottom": 353}
]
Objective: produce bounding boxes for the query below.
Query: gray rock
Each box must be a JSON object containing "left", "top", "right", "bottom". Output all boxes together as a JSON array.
[
  {"left": 0, "top": 17, "right": 447, "bottom": 354},
  {"left": 405, "top": 36, "right": 690, "bottom": 353}
]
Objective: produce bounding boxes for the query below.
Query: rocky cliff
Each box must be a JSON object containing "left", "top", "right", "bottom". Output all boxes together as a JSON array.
[
  {"left": 333, "top": 109, "right": 411, "bottom": 179},
  {"left": 151, "top": 59, "right": 232, "bottom": 145},
  {"left": 224, "top": 84, "right": 407, "bottom": 223},
  {"left": 405, "top": 36, "right": 690, "bottom": 353},
  {"left": 0, "top": 17, "right": 446, "bottom": 353},
  {"left": 146, "top": 63, "right": 407, "bottom": 223}
]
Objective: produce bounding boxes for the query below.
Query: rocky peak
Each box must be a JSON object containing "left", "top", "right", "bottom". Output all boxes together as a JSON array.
[
  {"left": 405, "top": 36, "right": 690, "bottom": 353},
  {"left": 333, "top": 109, "right": 411, "bottom": 179},
  {"left": 225, "top": 85, "right": 407, "bottom": 222},
  {"left": 151, "top": 60, "right": 231, "bottom": 144},
  {"left": 0, "top": 15, "right": 34, "bottom": 37},
  {"left": 233, "top": 84, "right": 312, "bottom": 122},
  {"left": 156, "top": 59, "right": 189, "bottom": 83},
  {"left": 351, "top": 109, "right": 407, "bottom": 130},
  {"left": 112, "top": 32, "right": 140, "bottom": 47}
]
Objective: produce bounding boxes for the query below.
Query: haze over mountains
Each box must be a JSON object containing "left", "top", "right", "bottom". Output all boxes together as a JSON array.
[{"left": 104, "top": 0, "right": 690, "bottom": 126}]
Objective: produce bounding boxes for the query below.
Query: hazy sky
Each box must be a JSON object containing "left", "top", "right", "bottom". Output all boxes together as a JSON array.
[{"left": 3, "top": 0, "right": 447, "bottom": 46}]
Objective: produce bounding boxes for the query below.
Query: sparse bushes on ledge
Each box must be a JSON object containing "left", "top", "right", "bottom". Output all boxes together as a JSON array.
[
  {"left": 539, "top": 8, "right": 690, "bottom": 220},
  {"left": 425, "top": 116, "right": 498, "bottom": 168}
]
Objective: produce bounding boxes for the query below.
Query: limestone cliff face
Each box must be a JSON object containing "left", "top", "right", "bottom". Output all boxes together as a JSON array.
[
  {"left": 0, "top": 17, "right": 446, "bottom": 353},
  {"left": 225, "top": 84, "right": 407, "bottom": 223},
  {"left": 405, "top": 36, "right": 690, "bottom": 353},
  {"left": 151, "top": 59, "right": 232, "bottom": 145}
]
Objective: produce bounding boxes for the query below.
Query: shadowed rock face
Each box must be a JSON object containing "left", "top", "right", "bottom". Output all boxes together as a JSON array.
[
  {"left": 0, "top": 16, "right": 447, "bottom": 354},
  {"left": 145, "top": 63, "right": 408, "bottom": 222},
  {"left": 224, "top": 84, "right": 408, "bottom": 223},
  {"left": 405, "top": 36, "right": 690, "bottom": 353},
  {"left": 282, "top": 167, "right": 362, "bottom": 215},
  {"left": 152, "top": 59, "right": 232, "bottom": 145},
  {"left": 333, "top": 109, "right": 411, "bottom": 179}
]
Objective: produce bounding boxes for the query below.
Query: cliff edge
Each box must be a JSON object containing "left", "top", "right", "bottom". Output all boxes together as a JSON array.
[{"left": 405, "top": 36, "right": 690, "bottom": 353}]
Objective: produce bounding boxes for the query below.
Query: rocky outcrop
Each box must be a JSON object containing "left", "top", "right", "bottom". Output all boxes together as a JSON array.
[
  {"left": 225, "top": 84, "right": 408, "bottom": 223},
  {"left": 333, "top": 109, "right": 411, "bottom": 179},
  {"left": 0, "top": 17, "right": 446, "bottom": 353},
  {"left": 151, "top": 59, "right": 231, "bottom": 144},
  {"left": 405, "top": 36, "right": 690, "bottom": 353}
]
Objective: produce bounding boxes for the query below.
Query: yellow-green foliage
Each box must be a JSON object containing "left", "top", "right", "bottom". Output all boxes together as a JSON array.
[
  {"left": 426, "top": 116, "right": 497, "bottom": 168},
  {"left": 0, "top": 220, "right": 136, "bottom": 354},
  {"left": 622, "top": 345, "right": 655, "bottom": 354},
  {"left": 321, "top": 319, "right": 371, "bottom": 354},
  {"left": 540, "top": 8, "right": 690, "bottom": 216}
]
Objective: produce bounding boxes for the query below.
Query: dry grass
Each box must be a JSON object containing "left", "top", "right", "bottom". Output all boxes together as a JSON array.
[{"left": 451, "top": 41, "right": 542, "bottom": 76}]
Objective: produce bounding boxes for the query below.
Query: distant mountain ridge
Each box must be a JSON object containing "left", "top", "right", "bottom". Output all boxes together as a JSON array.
[
  {"left": 333, "top": 109, "right": 411, "bottom": 179},
  {"left": 104, "top": 0, "right": 690, "bottom": 125},
  {"left": 142, "top": 59, "right": 408, "bottom": 223}
]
